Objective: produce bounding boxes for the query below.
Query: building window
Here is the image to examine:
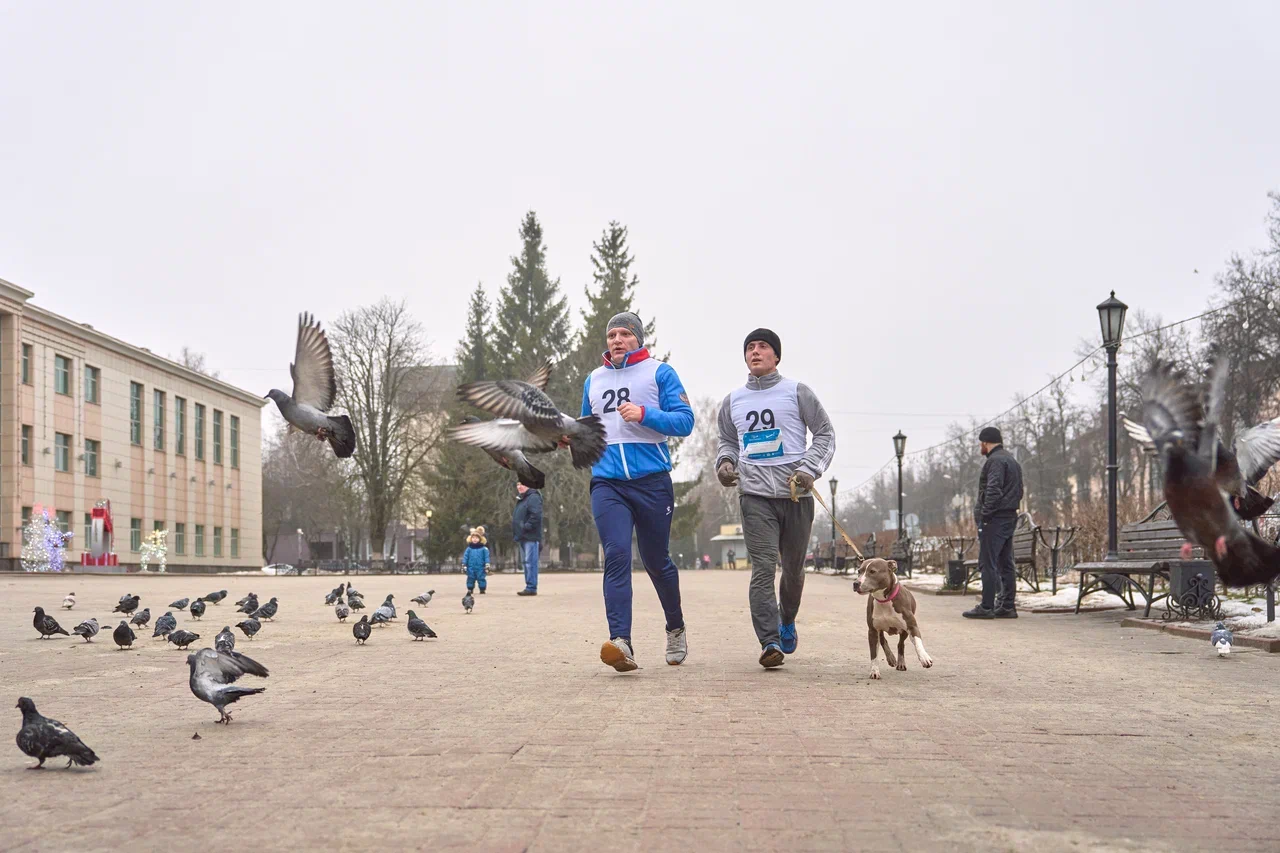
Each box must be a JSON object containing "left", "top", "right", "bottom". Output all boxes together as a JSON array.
[
  {"left": 84, "top": 513, "right": 92, "bottom": 548},
  {"left": 213, "top": 410, "right": 223, "bottom": 465},
  {"left": 175, "top": 397, "right": 186, "bottom": 455},
  {"left": 231, "top": 528, "right": 240, "bottom": 558},
  {"left": 21, "top": 425, "right": 31, "bottom": 466},
  {"left": 230, "top": 415, "right": 240, "bottom": 469},
  {"left": 21, "top": 344, "right": 31, "bottom": 385},
  {"left": 84, "top": 366, "right": 100, "bottom": 404},
  {"left": 54, "top": 433, "right": 71, "bottom": 472},
  {"left": 195, "top": 404, "right": 205, "bottom": 460},
  {"left": 214, "top": 526, "right": 223, "bottom": 557},
  {"left": 54, "top": 355, "right": 72, "bottom": 395},
  {"left": 154, "top": 520, "right": 165, "bottom": 544},
  {"left": 195, "top": 524, "right": 205, "bottom": 556},
  {"left": 84, "top": 439, "right": 99, "bottom": 477},
  {"left": 130, "top": 383, "right": 143, "bottom": 445},
  {"left": 174, "top": 523, "right": 186, "bottom": 555},
  {"left": 22, "top": 506, "right": 32, "bottom": 527},
  {"left": 130, "top": 518, "right": 142, "bottom": 552},
  {"left": 154, "top": 390, "right": 166, "bottom": 450},
  {"left": 56, "top": 510, "right": 72, "bottom": 533}
]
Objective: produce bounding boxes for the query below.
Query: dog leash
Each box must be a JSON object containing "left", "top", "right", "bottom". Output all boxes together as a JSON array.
[{"left": 793, "top": 476, "right": 865, "bottom": 560}]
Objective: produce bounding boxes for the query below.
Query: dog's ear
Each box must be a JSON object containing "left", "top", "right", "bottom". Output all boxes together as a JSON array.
[{"left": 887, "top": 559, "right": 898, "bottom": 574}]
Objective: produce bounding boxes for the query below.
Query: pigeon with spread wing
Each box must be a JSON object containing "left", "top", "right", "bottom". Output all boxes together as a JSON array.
[
  {"left": 266, "top": 313, "right": 356, "bottom": 459},
  {"left": 186, "top": 648, "right": 269, "bottom": 724}
]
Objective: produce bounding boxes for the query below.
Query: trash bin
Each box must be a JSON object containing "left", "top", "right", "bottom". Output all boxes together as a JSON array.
[{"left": 946, "top": 559, "right": 966, "bottom": 590}]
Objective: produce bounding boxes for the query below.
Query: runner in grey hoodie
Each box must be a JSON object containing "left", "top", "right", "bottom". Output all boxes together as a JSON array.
[{"left": 715, "top": 328, "right": 835, "bottom": 668}]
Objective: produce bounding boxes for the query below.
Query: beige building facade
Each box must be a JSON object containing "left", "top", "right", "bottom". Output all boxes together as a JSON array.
[{"left": 0, "top": 277, "right": 264, "bottom": 570}]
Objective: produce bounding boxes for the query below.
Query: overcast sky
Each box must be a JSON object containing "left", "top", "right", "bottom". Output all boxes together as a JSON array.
[{"left": 3, "top": 2, "right": 1278, "bottom": 495}]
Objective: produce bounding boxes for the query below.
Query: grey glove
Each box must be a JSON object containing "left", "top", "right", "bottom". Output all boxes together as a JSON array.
[
  {"left": 716, "top": 460, "right": 739, "bottom": 487},
  {"left": 791, "top": 471, "right": 815, "bottom": 492}
]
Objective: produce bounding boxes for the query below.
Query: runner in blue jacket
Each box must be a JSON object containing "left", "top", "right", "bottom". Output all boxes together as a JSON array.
[{"left": 583, "top": 312, "right": 695, "bottom": 672}]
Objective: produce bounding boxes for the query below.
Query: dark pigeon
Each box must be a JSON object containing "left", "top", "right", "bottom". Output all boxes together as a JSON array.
[
  {"left": 335, "top": 605, "right": 350, "bottom": 622},
  {"left": 169, "top": 598, "right": 190, "bottom": 611},
  {"left": 187, "top": 648, "right": 269, "bottom": 724},
  {"left": 72, "top": 618, "right": 99, "bottom": 642},
  {"left": 353, "top": 615, "right": 370, "bottom": 644},
  {"left": 250, "top": 597, "right": 279, "bottom": 621},
  {"left": 215, "top": 626, "right": 236, "bottom": 653},
  {"left": 325, "top": 583, "right": 346, "bottom": 606},
  {"left": 113, "top": 595, "right": 140, "bottom": 615},
  {"left": 235, "top": 618, "right": 261, "bottom": 640},
  {"left": 412, "top": 590, "right": 435, "bottom": 606},
  {"left": 201, "top": 590, "right": 228, "bottom": 605},
  {"left": 462, "top": 591, "right": 474, "bottom": 614},
  {"left": 113, "top": 620, "right": 136, "bottom": 650},
  {"left": 152, "top": 612, "right": 177, "bottom": 638},
  {"left": 129, "top": 608, "right": 152, "bottom": 630},
  {"left": 265, "top": 313, "right": 356, "bottom": 459},
  {"left": 234, "top": 592, "right": 255, "bottom": 608},
  {"left": 189, "top": 599, "right": 207, "bottom": 620},
  {"left": 1211, "top": 621, "right": 1234, "bottom": 656},
  {"left": 167, "top": 630, "right": 201, "bottom": 650},
  {"left": 32, "top": 607, "right": 70, "bottom": 639},
  {"left": 15, "top": 698, "right": 99, "bottom": 769},
  {"left": 406, "top": 610, "right": 436, "bottom": 640},
  {"left": 344, "top": 585, "right": 361, "bottom": 599},
  {"left": 348, "top": 595, "right": 366, "bottom": 611},
  {"left": 237, "top": 595, "right": 260, "bottom": 615},
  {"left": 459, "top": 415, "right": 547, "bottom": 488}
]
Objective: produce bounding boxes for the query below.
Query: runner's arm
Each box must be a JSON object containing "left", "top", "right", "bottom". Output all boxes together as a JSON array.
[
  {"left": 638, "top": 363, "right": 695, "bottom": 437},
  {"left": 795, "top": 383, "right": 836, "bottom": 480},
  {"left": 580, "top": 375, "right": 593, "bottom": 418},
  {"left": 715, "top": 393, "right": 739, "bottom": 469}
]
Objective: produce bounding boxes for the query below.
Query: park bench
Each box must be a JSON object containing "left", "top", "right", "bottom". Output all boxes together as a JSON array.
[
  {"left": 889, "top": 536, "right": 913, "bottom": 578},
  {"left": 963, "top": 512, "right": 1040, "bottom": 594},
  {"left": 1073, "top": 503, "right": 1207, "bottom": 617}
]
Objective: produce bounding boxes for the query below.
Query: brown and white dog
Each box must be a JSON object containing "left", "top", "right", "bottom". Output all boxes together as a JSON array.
[{"left": 853, "top": 558, "right": 934, "bottom": 680}]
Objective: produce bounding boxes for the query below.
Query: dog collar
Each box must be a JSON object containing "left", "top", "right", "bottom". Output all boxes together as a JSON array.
[{"left": 875, "top": 583, "right": 900, "bottom": 604}]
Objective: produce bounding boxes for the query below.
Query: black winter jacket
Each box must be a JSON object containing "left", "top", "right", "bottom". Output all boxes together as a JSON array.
[
  {"left": 975, "top": 446, "right": 1024, "bottom": 524},
  {"left": 512, "top": 490, "right": 543, "bottom": 544}
]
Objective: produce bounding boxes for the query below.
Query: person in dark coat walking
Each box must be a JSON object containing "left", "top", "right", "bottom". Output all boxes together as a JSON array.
[
  {"left": 512, "top": 483, "right": 543, "bottom": 595},
  {"left": 964, "top": 427, "right": 1025, "bottom": 619}
]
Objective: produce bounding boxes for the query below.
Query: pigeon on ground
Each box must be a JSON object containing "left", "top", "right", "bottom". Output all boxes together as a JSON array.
[
  {"left": 251, "top": 597, "right": 279, "bottom": 621},
  {"left": 406, "top": 610, "right": 437, "bottom": 640},
  {"left": 130, "top": 608, "right": 152, "bottom": 630},
  {"left": 237, "top": 595, "right": 260, "bottom": 615},
  {"left": 72, "top": 618, "right": 99, "bottom": 642},
  {"left": 117, "top": 593, "right": 133, "bottom": 605},
  {"left": 113, "top": 620, "right": 136, "bottom": 650},
  {"left": 62, "top": 592, "right": 76, "bottom": 610},
  {"left": 370, "top": 610, "right": 390, "bottom": 628},
  {"left": 451, "top": 361, "right": 607, "bottom": 470},
  {"left": 265, "top": 313, "right": 357, "bottom": 458},
  {"left": 325, "top": 583, "right": 346, "bottom": 606},
  {"left": 215, "top": 626, "right": 236, "bottom": 653},
  {"left": 168, "top": 630, "right": 201, "bottom": 650},
  {"left": 113, "top": 595, "right": 140, "bottom": 615},
  {"left": 201, "top": 590, "right": 228, "bottom": 605},
  {"left": 348, "top": 595, "right": 366, "bottom": 611},
  {"left": 235, "top": 618, "right": 261, "bottom": 640},
  {"left": 345, "top": 585, "right": 361, "bottom": 599},
  {"left": 1211, "top": 621, "right": 1234, "bottom": 656},
  {"left": 411, "top": 590, "right": 435, "bottom": 606},
  {"left": 353, "top": 615, "right": 370, "bottom": 644},
  {"left": 32, "top": 607, "right": 70, "bottom": 639},
  {"left": 234, "top": 592, "right": 255, "bottom": 608},
  {"left": 458, "top": 415, "right": 547, "bottom": 489},
  {"left": 462, "top": 591, "right": 474, "bottom": 614},
  {"left": 335, "top": 604, "right": 350, "bottom": 622},
  {"left": 15, "top": 698, "right": 99, "bottom": 769},
  {"left": 169, "top": 597, "right": 190, "bottom": 611},
  {"left": 189, "top": 598, "right": 207, "bottom": 620},
  {"left": 378, "top": 594, "right": 396, "bottom": 619},
  {"left": 187, "top": 648, "right": 269, "bottom": 724},
  {"left": 152, "top": 612, "right": 177, "bottom": 638}
]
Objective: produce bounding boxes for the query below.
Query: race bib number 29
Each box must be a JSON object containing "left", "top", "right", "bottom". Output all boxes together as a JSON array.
[{"left": 743, "top": 428, "right": 784, "bottom": 460}]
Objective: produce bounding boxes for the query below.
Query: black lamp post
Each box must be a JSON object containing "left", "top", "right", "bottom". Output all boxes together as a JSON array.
[
  {"left": 893, "top": 431, "right": 907, "bottom": 541},
  {"left": 829, "top": 477, "right": 838, "bottom": 571},
  {"left": 1097, "top": 291, "right": 1128, "bottom": 561}
]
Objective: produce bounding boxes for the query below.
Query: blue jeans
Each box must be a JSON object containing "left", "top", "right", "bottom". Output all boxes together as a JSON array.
[
  {"left": 979, "top": 514, "right": 1017, "bottom": 610},
  {"left": 521, "top": 540, "right": 539, "bottom": 591}
]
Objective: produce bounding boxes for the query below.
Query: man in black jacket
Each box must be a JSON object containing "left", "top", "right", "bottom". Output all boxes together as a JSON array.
[
  {"left": 512, "top": 484, "right": 543, "bottom": 596},
  {"left": 964, "top": 427, "right": 1024, "bottom": 619}
]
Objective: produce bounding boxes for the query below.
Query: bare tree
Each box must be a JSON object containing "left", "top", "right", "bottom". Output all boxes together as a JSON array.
[
  {"left": 179, "top": 346, "right": 220, "bottom": 379},
  {"left": 261, "top": 422, "right": 360, "bottom": 562}
]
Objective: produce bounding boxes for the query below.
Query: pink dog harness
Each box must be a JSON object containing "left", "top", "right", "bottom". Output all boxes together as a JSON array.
[{"left": 875, "top": 583, "right": 901, "bottom": 604}]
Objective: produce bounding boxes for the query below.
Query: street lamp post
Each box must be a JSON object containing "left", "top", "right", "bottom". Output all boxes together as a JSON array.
[
  {"left": 1097, "top": 291, "right": 1128, "bottom": 561},
  {"left": 951, "top": 493, "right": 963, "bottom": 531},
  {"left": 893, "top": 431, "right": 907, "bottom": 542},
  {"left": 296, "top": 528, "right": 304, "bottom": 573},
  {"left": 425, "top": 509, "right": 433, "bottom": 569},
  {"left": 829, "top": 477, "right": 838, "bottom": 571}
]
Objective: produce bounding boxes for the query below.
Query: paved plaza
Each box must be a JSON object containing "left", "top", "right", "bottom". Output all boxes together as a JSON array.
[{"left": 2, "top": 569, "right": 1278, "bottom": 852}]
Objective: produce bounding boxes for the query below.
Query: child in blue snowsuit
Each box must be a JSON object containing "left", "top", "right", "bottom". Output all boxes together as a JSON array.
[{"left": 462, "top": 527, "right": 490, "bottom": 593}]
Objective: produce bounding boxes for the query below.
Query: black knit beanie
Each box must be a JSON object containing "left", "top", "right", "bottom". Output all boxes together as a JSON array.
[
  {"left": 744, "top": 328, "right": 782, "bottom": 362},
  {"left": 978, "top": 427, "right": 1002, "bottom": 444}
]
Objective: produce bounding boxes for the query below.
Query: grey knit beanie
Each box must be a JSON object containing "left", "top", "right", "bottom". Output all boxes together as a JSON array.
[{"left": 606, "top": 311, "right": 645, "bottom": 347}]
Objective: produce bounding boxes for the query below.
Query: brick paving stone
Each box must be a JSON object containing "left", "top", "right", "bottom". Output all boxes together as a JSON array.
[{"left": 1, "top": 570, "right": 1278, "bottom": 851}]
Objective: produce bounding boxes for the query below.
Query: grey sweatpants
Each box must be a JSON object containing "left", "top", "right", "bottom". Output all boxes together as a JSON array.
[{"left": 741, "top": 494, "right": 815, "bottom": 647}]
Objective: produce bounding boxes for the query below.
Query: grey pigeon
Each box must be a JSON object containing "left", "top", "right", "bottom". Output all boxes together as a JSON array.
[
  {"left": 451, "top": 361, "right": 607, "bottom": 470},
  {"left": 345, "top": 585, "right": 361, "bottom": 599},
  {"left": 169, "top": 597, "right": 190, "bottom": 611},
  {"left": 406, "top": 610, "right": 436, "bottom": 640},
  {"left": 201, "top": 590, "right": 228, "bottom": 605},
  {"left": 348, "top": 595, "right": 366, "bottom": 611},
  {"left": 411, "top": 590, "right": 435, "bottom": 606},
  {"left": 62, "top": 592, "right": 76, "bottom": 610},
  {"left": 235, "top": 618, "right": 261, "bottom": 640},
  {"left": 379, "top": 594, "right": 396, "bottom": 619},
  {"left": 215, "top": 625, "right": 236, "bottom": 653},
  {"left": 234, "top": 592, "right": 255, "bottom": 608},
  {"left": 237, "top": 595, "right": 260, "bottom": 615},
  {"left": 186, "top": 648, "right": 269, "bottom": 724},
  {"left": 265, "top": 313, "right": 356, "bottom": 458},
  {"left": 1211, "top": 621, "right": 1234, "bottom": 656},
  {"left": 168, "top": 630, "right": 201, "bottom": 650},
  {"left": 152, "top": 612, "right": 177, "bottom": 638},
  {"left": 335, "top": 604, "right": 350, "bottom": 622},
  {"left": 325, "top": 583, "right": 346, "bottom": 606},
  {"left": 130, "top": 608, "right": 152, "bottom": 629},
  {"left": 251, "top": 597, "right": 279, "bottom": 621},
  {"left": 459, "top": 415, "right": 546, "bottom": 488},
  {"left": 15, "top": 698, "right": 99, "bottom": 769},
  {"left": 189, "top": 598, "right": 207, "bottom": 620},
  {"left": 117, "top": 593, "right": 133, "bottom": 605},
  {"left": 462, "top": 591, "right": 474, "bottom": 613},
  {"left": 370, "top": 609, "right": 390, "bottom": 628},
  {"left": 113, "top": 595, "right": 140, "bottom": 615},
  {"left": 32, "top": 607, "right": 69, "bottom": 639},
  {"left": 112, "top": 620, "right": 136, "bottom": 650},
  {"left": 353, "top": 615, "right": 370, "bottom": 644},
  {"left": 72, "top": 618, "right": 99, "bottom": 642}
]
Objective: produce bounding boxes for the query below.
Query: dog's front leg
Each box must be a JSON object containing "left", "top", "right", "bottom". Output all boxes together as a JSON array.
[
  {"left": 878, "top": 632, "right": 897, "bottom": 668},
  {"left": 867, "top": 627, "right": 881, "bottom": 679},
  {"left": 905, "top": 614, "right": 934, "bottom": 668},
  {"left": 895, "top": 632, "right": 908, "bottom": 671}
]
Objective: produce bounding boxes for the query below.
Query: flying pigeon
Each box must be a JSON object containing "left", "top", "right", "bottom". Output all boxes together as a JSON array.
[
  {"left": 406, "top": 610, "right": 436, "bottom": 640},
  {"left": 411, "top": 590, "right": 435, "bottom": 606},
  {"left": 169, "top": 597, "right": 190, "bottom": 611},
  {"left": 215, "top": 626, "right": 236, "bottom": 653},
  {"left": 462, "top": 591, "right": 474, "bottom": 614},
  {"left": 113, "top": 620, "right": 136, "bottom": 650},
  {"left": 201, "top": 590, "right": 228, "bottom": 605},
  {"left": 459, "top": 415, "right": 547, "bottom": 488},
  {"left": 168, "top": 630, "right": 201, "bottom": 650},
  {"left": 234, "top": 592, "right": 255, "bottom": 608},
  {"left": 335, "top": 604, "right": 350, "bottom": 622},
  {"left": 251, "top": 597, "right": 279, "bottom": 621},
  {"left": 370, "top": 610, "right": 390, "bottom": 628},
  {"left": 15, "top": 698, "right": 99, "bottom": 769},
  {"left": 325, "top": 583, "right": 346, "bottom": 606},
  {"left": 348, "top": 595, "right": 366, "bottom": 611},
  {"left": 62, "top": 592, "right": 76, "bottom": 610},
  {"left": 130, "top": 608, "right": 152, "bottom": 630},
  {"left": 237, "top": 595, "right": 260, "bottom": 615},
  {"left": 378, "top": 594, "right": 396, "bottom": 619},
  {"left": 32, "top": 607, "right": 70, "bottom": 639},
  {"left": 113, "top": 595, "right": 140, "bottom": 615},
  {"left": 152, "top": 612, "right": 178, "bottom": 638},
  {"left": 186, "top": 648, "right": 269, "bottom": 724},
  {"left": 451, "top": 361, "right": 607, "bottom": 470},
  {"left": 1211, "top": 621, "right": 1234, "bottom": 656},
  {"left": 72, "top": 618, "right": 99, "bottom": 643},
  {"left": 189, "top": 598, "right": 207, "bottom": 620},
  {"left": 353, "top": 615, "right": 370, "bottom": 644},
  {"left": 265, "top": 313, "right": 356, "bottom": 459},
  {"left": 235, "top": 618, "right": 261, "bottom": 640}
]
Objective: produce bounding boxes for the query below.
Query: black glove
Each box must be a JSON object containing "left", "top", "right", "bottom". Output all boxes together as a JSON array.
[{"left": 717, "top": 461, "right": 739, "bottom": 487}]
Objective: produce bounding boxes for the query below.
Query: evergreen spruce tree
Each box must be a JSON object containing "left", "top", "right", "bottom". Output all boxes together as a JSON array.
[
  {"left": 571, "top": 221, "right": 659, "bottom": 387},
  {"left": 457, "top": 283, "right": 494, "bottom": 384}
]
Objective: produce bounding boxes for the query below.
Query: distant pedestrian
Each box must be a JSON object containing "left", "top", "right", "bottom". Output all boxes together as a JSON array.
[
  {"left": 513, "top": 484, "right": 542, "bottom": 596},
  {"left": 963, "top": 427, "right": 1025, "bottom": 620},
  {"left": 703, "top": 554, "right": 710, "bottom": 570},
  {"left": 462, "top": 528, "right": 490, "bottom": 594},
  {"left": 727, "top": 548, "right": 737, "bottom": 570}
]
